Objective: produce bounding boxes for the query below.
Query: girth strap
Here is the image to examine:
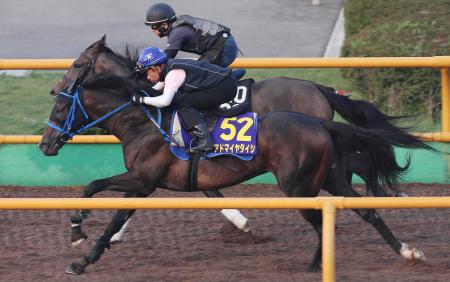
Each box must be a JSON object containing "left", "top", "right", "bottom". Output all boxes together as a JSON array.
[{"left": 188, "top": 153, "right": 201, "bottom": 192}]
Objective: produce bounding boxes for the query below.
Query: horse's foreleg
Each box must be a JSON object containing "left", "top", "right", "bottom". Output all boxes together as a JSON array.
[
  {"left": 70, "top": 210, "right": 90, "bottom": 246},
  {"left": 66, "top": 208, "right": 138, "bottom": 275},
  {"left": 203, "top": 190, "right": 250, "bottom": 232},
  {"left": 70, "top": 172, "right": 146, "bottom": 246}
]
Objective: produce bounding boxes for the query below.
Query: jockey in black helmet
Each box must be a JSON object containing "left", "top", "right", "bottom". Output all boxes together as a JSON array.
[
  {"left": 132, "top": 47, "right": 238, "bottom": 154},
  {"left": 144, "top": 2, "right": 241, "bottom": 69}
]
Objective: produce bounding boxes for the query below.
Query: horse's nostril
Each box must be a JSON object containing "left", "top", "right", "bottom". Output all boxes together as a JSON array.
[
  {"left": 50, "top": 89, "right": 56, "bottom": 95},
  {"left": 39, "top": 142, "right": 47, "bottom": 150}
]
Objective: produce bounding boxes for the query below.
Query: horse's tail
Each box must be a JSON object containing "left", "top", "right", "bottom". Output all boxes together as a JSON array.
[
  {"left": 314, "top": 83, "right": 435, "bottom": 152},
  {"left": 321, "top": 120, "right": 411, "bottom": 193}
]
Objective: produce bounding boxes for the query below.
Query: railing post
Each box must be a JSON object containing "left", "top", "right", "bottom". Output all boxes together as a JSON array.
[
  {"left": 322, "top": 200, "right": 336, "bottom": 282},
  {"left": 442, "top": 68, "right": 450, "bottom": 133}
]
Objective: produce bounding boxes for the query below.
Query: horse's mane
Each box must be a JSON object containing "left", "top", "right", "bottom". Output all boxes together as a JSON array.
[
  {"left": 82, "top": 73, "right": 161, "bottom": 104},
  {"left": 91, "top": 39, "right": 140, "bottom": 75},
  {"left": 81, "top": 41, "right": 153, "bottom": 98},
  {"left": 110, "top": 45, "right": 140, "bottom": 72},
  {"left": 82, "top": 74, "right": 134, "bottom": 96}
]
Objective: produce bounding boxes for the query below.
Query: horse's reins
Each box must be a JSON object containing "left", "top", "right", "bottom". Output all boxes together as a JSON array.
[
  {"left": 47, "top": 56, "right": 134, "bottom": 143},
  {"left": 47, "top": 57, "right": 177, "bottom": 147}
]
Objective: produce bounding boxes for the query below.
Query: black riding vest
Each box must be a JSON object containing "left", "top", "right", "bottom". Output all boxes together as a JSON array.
[
  {"left": 162, "top": 59, "right": 232, "bottom": 92},
  {"left": 170, "top": 15, "right": 231, "bottom": 62}
]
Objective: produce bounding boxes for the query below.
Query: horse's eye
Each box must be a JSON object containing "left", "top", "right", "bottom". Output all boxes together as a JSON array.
[
  {"left": 74, "top": 63, "right": 82, "bottom": 68},
  {"left": 56, "top": 108, "right": 64, "bottom": 113}
]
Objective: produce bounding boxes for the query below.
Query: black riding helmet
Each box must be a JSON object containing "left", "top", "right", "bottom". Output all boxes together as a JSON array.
[{"left": 145, "top": 3, "right": 176, "bottom": 25}]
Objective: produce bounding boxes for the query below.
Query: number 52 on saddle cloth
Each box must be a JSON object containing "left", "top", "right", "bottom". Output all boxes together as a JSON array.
[{"left": 170, "top": 111, "right": 258, "bottom": 161}]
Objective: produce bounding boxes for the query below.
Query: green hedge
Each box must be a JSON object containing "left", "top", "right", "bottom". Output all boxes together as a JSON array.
[{"left": 342, "top": 0, "right": 449, "bottom": 123}]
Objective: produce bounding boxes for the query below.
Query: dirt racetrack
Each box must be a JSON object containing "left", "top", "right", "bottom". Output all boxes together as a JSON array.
[{"left": 0, "top": 183, "right": 449, "bottom": 282}]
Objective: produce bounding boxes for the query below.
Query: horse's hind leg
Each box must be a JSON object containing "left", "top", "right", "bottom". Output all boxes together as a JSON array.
[
  {"left": 277, "top": 171, "right": 325, "bottom": 272},
  {"left": 325, "top": 177, "right": 426, "bottom": 262},
  {"left": 355, "top": 207, "right": 425, "bottom": 262},
  {"left": 282, "top": 184, "right": 324, "bottom": 272},
  {"left": 109, "top": 215, "right": 131, "bottom": 243},
  {"left": 298, "top": 209, "right": 323, "bottom": 272},
  {"left": 203, "top": 190, "right": 250, "bottom": 232}
]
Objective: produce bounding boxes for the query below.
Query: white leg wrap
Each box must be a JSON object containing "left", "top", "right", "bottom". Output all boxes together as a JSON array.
[
  {"left": 400, "top": 242, "right": 426, "bottom": 261},
  {"left": 110, "top": 218, "right": 130, "bottom": 243},
  {"left": 221, "top": 209, "right": 250, "bottom": 232}
]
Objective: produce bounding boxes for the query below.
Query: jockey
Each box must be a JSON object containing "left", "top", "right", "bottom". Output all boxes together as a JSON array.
[
  {"left": 132, "top": 46, "right": 237, "bottom": 154},
  {"left": 144, "top": 2, "right": 241, "bottom": 68}
]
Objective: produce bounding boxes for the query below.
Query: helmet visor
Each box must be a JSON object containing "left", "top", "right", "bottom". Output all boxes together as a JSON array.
[
  {"left": 146, "top": 23, "right": 161, "bottom": 31},
  {"left": 135, "top": 62, "right": 149, "bottom": 74}
]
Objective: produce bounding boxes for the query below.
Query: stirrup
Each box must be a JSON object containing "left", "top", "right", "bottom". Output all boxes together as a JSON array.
[{"left": 187, "top": 123, "right": 214, "bottom": 154}]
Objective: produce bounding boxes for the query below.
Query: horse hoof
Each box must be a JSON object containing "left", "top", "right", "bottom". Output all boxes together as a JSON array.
[
  {"left": 242, "top": 224, "right": 251, "bottom": 233},
  {"left": 71, "top": 225, "right": 88, "bottom": 246},
  {"left": 400, "top": 242, "right": 426, "bottom": 262},
  {"left": 71, "top": 238, "right": 86, "bottom": 247},
  {"left": 65, "top": 262, "right": 85, "bottom": 275},
  {"left": 307, "top": 264, "right": 321, "bottom": 272},
  {"left": 411, "top": 248, "right": 426, "bottom": 262}
]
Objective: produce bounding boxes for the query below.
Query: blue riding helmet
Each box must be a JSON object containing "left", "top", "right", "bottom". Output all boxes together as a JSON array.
[{"left": 135, "top": 47, "right": 168, "bottom": 73}]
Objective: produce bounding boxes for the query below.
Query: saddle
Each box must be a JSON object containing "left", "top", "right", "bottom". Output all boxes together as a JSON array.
[{"left": 169, "top": 79, "right": 257, "bottom": 160}]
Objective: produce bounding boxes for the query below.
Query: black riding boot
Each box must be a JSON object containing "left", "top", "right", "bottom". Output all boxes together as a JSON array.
[{"left": 188, "top": 122, "right": 215, "bottom": 154}]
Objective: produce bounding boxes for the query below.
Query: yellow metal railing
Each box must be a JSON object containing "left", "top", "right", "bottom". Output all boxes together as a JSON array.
[
  {"left": 0, "top": 130, "right": 447, "bottom": 145},
  {"left": 1, "top": 196, "right": 450, "bottom": 282},
  {"left": 0, "top": 135, "right": 121, "bottom": 144},
  {"left": 2, "top": 56, "right": 450, "bottom": 69},
  {"left": 1, "top": 132, "right": 449, "bottom": 144},
  {"left": 0, "top": 132, "right": 450, "bottom": 144},
  {"left": 1, "top": 56, "right": 449, "bottom": 134}
]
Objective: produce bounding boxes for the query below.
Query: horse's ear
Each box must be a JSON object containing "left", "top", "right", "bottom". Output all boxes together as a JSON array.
[
  {"left": 86, "top": 35, "right": 107, "bottom": 51},
  {"left": 100, "top": 35, "right": 106, "bottom": 45}
]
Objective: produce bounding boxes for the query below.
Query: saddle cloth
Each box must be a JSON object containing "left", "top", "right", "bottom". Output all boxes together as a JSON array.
[{"left": 170, "top": 111, "right": 258, "bottom": 161}]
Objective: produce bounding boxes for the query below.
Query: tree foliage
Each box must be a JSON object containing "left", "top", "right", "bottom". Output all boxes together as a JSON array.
[{"left": 342, "top": 0, "right": 449, "bottom": 123}]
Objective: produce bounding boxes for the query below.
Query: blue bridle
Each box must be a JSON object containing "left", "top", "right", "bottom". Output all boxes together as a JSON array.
[
  {"left": 47, "top": 53, "right": 173, "bottom": 144},
  {"left": 47, "top": 87, "right": 132, "bottom": 142},
  {"left": 47, "top": 87, "right": 172, "bottom": 144}
]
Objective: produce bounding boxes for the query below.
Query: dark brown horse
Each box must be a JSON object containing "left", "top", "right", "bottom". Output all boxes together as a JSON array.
[
  {"left": 49, "top": 36, "right": 433, "bottom": 242},
  {"left": 40, "top": 70, "right": 426, "bottom": 274}
]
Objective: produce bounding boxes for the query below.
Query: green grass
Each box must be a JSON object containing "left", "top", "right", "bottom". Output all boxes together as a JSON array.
[
  {"left": 1, "top": 68, "right": 437, "bottom": 134},
  {"left": 0, "top": 72, "right": 62, "bottom": 134}
]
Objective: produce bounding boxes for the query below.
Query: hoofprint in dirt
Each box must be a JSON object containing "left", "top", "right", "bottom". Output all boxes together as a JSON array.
[{"left": 0, "top": 183, "right": 448, "bottom": 282}]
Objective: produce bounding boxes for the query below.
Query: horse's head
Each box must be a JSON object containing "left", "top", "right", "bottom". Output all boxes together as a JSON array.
[
  {"left": 40, "top": 73, "right": 141, "bottom": 156},
  {"left": 41, "top": 37, "right": 114, "bottom": 155},
  {"left": 39, "top": 85, "right": 92, "bottom": 155}
]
